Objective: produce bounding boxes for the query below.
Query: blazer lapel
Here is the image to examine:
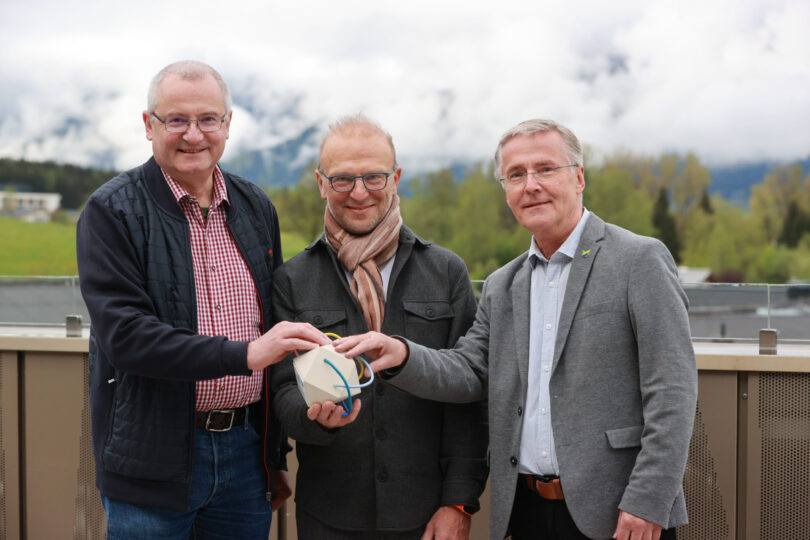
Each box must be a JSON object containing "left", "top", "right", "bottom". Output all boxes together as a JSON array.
[
  {"left": 553, "top": 215, "right": 605, "bottom": 368},
  {"left": 512, "top": 255, "right": 532, "bottom": 389}
]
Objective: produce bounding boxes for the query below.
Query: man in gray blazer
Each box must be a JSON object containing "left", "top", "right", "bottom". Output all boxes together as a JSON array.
[{"left": 336, "top": 119, "right": 698, "bottom": 540}]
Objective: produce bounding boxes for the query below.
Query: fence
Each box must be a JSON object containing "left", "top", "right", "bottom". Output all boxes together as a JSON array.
[{"left": 1, "top": 277, "right": 809, "bottom": 538}]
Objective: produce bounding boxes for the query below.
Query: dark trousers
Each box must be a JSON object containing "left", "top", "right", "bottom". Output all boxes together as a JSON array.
[
  {"left": 296, "top": 508, "right": 426, "bottom": 540},
  {"left": 508, "top": 479, "right": 677, "bottom": 540}
]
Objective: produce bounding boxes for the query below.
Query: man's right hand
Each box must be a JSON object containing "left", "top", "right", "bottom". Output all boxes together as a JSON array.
[
  {"left": 307, "top": 399, "right": 362, "bottom": 428},
  {"left": 333, "top": 332, "right": 408, "bottom": 373},
  {"left": 246, "top": 321, "right": 330, "bottom": 370}
]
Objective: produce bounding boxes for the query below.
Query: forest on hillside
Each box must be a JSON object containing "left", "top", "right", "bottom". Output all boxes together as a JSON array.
[
  {"left": 2, "top": 153, "right": 809, "bottom": 283},
  {"left": 0, "top": 158, "right": 115, "bottom": 209},
  {"left": 269, "top": 153, "right": 810, "bottom": 283}
]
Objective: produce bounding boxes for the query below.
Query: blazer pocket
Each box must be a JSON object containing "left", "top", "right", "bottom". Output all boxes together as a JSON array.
[
  {"left": 573, "top": 299, "right": 617, "bottom": 321},
  {"left": 297, "top": 309, "right": 347, "bottom": 334},
  {"left": 605, "top": 425, "right": 644, "bottom": 449}
]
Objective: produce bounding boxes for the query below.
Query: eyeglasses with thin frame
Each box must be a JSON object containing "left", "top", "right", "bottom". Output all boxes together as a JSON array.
[
  {"left": 499, "top": 164, "right": 579, "bottom": 189},
  {"left": 150, "top": 112, "right": 227, "bottom": 133},
  {"left": 318, "top": 168, "right": 397, "bottom": 193}
]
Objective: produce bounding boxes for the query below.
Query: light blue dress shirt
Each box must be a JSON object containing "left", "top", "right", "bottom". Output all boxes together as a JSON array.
[{"left": 519, "top": 209, "right": 590, "bottom": 475}]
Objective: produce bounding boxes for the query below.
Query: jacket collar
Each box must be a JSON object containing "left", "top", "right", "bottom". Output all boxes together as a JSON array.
[
  {"left": 307, "top": 224, "right": 426, "bottom": 305},
  {"left": 306, "top": 224, "right": 426, "bottom": 252},
  {"left": 143, "top": 157, "right": 236, "bottom": 220}
]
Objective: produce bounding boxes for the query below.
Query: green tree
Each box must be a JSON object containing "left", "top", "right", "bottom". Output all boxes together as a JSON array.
[
  {"left": 401, "top": 168, "right": 457, "bottom": 246},
  {"left": 651, "top": 188, "right": 681, "bottom": 264},
  {"left": 779, "top": 200, "right": 810, "bottom": 248},
  {"left": 750, "top": 244, "right": 791, "bottom": 283},
  {"left": 691, "top": 198, "right": 762, "bottom": 280},
  {"left": 749, "top": 164, "right": 805, "bottom": 245},
  {"left": 601, "top": 150, "right": 659, "bottom": 196},
  {"left": 584, "top": 166, "right": 655, "bottom": 237},
  {"left": 269, "top": 159, "right": 324, "bottom": 244},
  {"left": 448, "top": 165, "right": 522, "bottom": 278},
  {"left": 699, "top": 188, "right": 714, "bottom": 214},
  {"left": 656, "top": 153, "right": 680, "bottom": 195},
  {"left": 672, "top": 153, "right": 712, "bottom": 233},
  {"left": 787, "top": 234, "right": 810, "bottom": 280}
]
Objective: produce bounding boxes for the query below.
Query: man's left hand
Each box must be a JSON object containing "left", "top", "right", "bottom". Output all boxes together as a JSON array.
[
  {"left": 613, "top": 510, "right": 662, "bottom": 540},
  {"left": 420, "top": 506, "right": 470, "bottom": 540},
  {"left": 270, "top": 470, "right": 292, "bottom": 511},
  {"left": 307, "top": 399, "right": 362, "bottom": 428}
]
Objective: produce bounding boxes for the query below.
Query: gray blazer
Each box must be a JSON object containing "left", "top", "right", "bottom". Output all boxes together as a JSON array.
[{"left": 390, "top": 214, "right": 697, "bottom": 539}]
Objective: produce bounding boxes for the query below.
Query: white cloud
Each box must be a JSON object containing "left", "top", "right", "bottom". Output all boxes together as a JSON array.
[{"left": 0, "top": 0, "right": 807, "bottom": 171}]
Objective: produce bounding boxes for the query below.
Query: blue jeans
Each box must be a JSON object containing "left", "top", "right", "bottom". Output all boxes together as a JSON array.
[{"left": 102, "top": 422, "right": 272, "bottom": 539}]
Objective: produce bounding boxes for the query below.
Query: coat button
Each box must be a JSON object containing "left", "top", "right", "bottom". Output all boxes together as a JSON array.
[
  {"left": 313, "top": 315, "right": 323, "bottom": 325},
  {"left": 425, "top": 307, "right": 435, "bottom": 317},
  {"left": 377, "top": 471, "right": 388, "bottom": 482},
  {"left": 376, "top": 428, "right": 387, "bottom": 440},
  {"left": 510, "top": 456, "right": 518, "bottom": 466},
  {"left": 376, "top": 384, "right": 385, "bottom": 396},
  {"left": 517, "top": 406, "right": 523, "bottom": 416}
]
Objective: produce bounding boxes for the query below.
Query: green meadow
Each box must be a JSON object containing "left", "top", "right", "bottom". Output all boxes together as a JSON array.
[
  {"left": 0, "top": 216, "right": 78, "bottom": 275},
  {"left": 0, "top": 216, "right": 310, "bottom": 276}
]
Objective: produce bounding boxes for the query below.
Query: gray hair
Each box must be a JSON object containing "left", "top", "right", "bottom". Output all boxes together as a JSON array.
[
  {"left": 318, "top": 113, "right": 398, "bottom": 167},
  {"left": 494, "top": 119, "right": 583, "bottom": 180},
  {"left": 146, "top": 60, "right": 232, "bottom": 113}
]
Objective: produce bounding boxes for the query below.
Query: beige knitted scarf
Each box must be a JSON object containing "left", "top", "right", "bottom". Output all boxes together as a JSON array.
[{"left": 324, "top": 194, "right": 402, "bottom": 332}]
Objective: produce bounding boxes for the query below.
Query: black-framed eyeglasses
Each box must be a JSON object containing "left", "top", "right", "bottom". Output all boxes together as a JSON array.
[
  {"left": 318, "top": 168, "right": 396, "bottom": 192},
  {"left": 499, "top": 164, "right": 579, "bottom": 188},
  {"left": 150, "top": 112, "right": 227, "bottom": 133}
]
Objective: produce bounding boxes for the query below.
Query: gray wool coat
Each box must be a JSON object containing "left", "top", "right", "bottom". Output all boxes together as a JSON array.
[
  {"left": 389, "top": 214, "right": 698, "bottom": 539},
  {"left": 270, "top": 226, "right": 489, "bottom": 533}
]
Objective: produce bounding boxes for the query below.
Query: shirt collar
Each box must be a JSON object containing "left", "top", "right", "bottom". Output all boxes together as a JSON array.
[
  {"left": 161, "top": 166, "right": 229, "bottom": 209},
  {"left": 529, "top": 208, "right": 591, "bottom": 267}
]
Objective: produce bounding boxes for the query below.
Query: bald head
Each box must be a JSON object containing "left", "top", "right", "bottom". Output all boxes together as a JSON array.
[{"left": 318, "top": 113, "right": 397, "bottom": 168}]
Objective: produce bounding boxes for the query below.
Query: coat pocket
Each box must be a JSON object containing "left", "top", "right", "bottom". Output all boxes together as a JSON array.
[
  {"left": 403, "top": 300, "right": 454, "bottom": 321},
  {"left": 605, "top": 424, "right": 644, "bottom": 449},
  {"left": 297, "top": 309, "right": 348, "bottom": 335},
  {"left": 403, "top": 300, "right": 454, "bottom": 349},
  {"left": 102, "top": 376, "right": 192, "bottom": 482}
]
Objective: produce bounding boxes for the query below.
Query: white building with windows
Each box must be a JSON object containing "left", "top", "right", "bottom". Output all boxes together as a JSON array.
[{"left": 0, "top": 191, "right": 62, "bottom": 222}]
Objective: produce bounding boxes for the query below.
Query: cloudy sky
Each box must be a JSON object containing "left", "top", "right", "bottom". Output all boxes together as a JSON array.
[{"left": 0, "top": 0, "right": 807, "bottom": 172}]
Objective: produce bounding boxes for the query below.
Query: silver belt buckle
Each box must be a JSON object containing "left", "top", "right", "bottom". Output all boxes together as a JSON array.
[{"left": 206, "top": 409, "right": 235, "bottom": 432}]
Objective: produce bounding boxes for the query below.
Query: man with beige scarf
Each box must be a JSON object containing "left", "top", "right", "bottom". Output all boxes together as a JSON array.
[{"left": 270, "top": 114, "right": 488, "bottom": 539}]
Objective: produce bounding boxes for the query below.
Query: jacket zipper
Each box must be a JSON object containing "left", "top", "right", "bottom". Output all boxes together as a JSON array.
[
  {"left": 258, "top": 289, "right": 274, "bottom": 501},
  {"left": 226, "top": 219, "right": 274, "bottom": 501}
]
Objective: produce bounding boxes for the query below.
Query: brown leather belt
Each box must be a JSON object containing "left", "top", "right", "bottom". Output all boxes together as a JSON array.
[
  {"left": 195, "top": 407, "right": 247, "bottom": 432},
  {"left": 520, "top": 474, "right": 565, "bottom": 500}
]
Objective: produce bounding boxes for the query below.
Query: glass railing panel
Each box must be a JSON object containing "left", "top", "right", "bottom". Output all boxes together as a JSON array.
[
  {"left": 0, "top": 275, "right": 89, "bottom": 327},
  {"left": 1, "top": 276, "right": 808, "bottom": 345},
  {"left": 685, "top": 282, "right": 810, "bottom": 343}
]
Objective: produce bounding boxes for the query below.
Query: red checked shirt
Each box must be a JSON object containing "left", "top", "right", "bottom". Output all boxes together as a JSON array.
[{"left": 163, "top": 167, "right": 264, "bottom": 411}]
